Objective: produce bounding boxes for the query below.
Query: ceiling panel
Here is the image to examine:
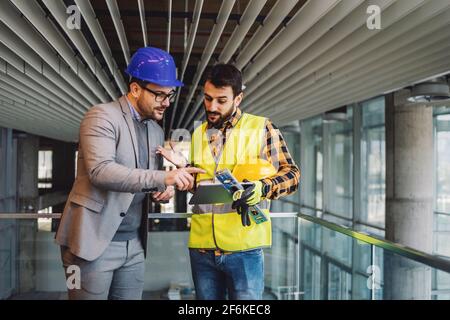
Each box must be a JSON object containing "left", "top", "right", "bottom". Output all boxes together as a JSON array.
[{"left": 0, "top": 0, "right": 448, "bottom": 141}]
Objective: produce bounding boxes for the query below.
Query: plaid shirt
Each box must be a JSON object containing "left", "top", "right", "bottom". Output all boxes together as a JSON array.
[{"left": 206, "top": 108, "right": 300, "bottom": 199}]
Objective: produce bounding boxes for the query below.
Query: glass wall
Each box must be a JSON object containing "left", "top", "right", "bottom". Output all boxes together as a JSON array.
[
  {"left": 323, "top": 107, "right": 353, "bottom": 220},
  {"left": 0, "top": 127, "right": 17, "bottom": 300},
  {"left": 271, "top": 126, "right": 302, "bottom": 213},
  {"left": 359, "top": 98, "right": 386, "bottom": 229},
  {"left": 300, "top": 117, "right": 323, "bottom": 213},
  {"left": 432, "top": 114, "right": 450, "bottom": 300},
  {"left": 299, "top": 216, "right": 385, "bottom": 300},
  {"left": 265, "top": 217, "right": 299, "bottom": 299},
  {"left": 297, "top": 98, "right": 450, "bottom": 299},
  {"left": 0, "top": 128, "right": 17, "bottom": 212},
  {"left": 433, "top": 109, "right": 450, "bottom": 258},
  {"left": 297, "top": 98, "right": 386, "bottom": 233}
]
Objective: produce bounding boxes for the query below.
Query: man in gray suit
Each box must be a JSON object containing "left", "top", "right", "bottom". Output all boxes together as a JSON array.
[{"left": 56, "top": 47, "right": 204, "bottom": 300}]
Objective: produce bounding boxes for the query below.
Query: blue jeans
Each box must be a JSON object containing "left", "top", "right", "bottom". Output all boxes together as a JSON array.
[{"left": 189, "top": 248, "right": 264, "bottom": 300}]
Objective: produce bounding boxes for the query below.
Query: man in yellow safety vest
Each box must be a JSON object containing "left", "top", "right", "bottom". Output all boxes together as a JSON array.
[{"left": 160, "top": 64, "right": 300, "bottom": 300}]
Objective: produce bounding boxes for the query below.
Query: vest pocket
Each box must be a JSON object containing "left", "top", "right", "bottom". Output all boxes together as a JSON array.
[{"left": 213, "top": 212, "right": 272, "bottom": 251}]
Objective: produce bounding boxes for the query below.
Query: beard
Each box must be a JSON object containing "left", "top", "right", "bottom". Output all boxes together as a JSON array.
[
  {"left": 205, "top": 104, "right": 236, "bottom": 129},
  {"left": 137, "top": 98, "right": 165, "bottom": 121}
]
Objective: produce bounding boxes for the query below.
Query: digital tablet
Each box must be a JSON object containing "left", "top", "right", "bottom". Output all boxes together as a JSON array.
[{"left": 189, "top": 182, "right": 253, "bottom": 205}]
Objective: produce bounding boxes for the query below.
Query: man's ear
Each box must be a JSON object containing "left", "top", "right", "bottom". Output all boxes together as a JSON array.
[
  {"left": 130, "top": 82, "right": 141, "bottom": 99},
  {"left": 234, "top": 92, "right": 244, "bottom": 107}
]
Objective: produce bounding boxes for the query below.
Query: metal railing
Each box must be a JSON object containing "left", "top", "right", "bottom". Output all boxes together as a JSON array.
[{"left": 1, "top": 211, "right": 450, "bottom": 273}]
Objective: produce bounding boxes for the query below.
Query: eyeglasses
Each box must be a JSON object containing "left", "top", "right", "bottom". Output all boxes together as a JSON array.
[{"left": 141, "top": 86, "right": 176, "bottom": 103}]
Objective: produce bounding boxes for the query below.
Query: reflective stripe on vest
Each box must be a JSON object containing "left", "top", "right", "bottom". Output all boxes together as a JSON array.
[
  {"left": 188, "top": 113, "right": 272, "bottom": 251},
  {"left": 192, "top": 200, "right": 270, "bottom": 214}
]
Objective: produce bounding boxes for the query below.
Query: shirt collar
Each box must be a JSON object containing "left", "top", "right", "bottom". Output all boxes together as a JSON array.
[
  {"left": 207, "top": 107, "right": 242, "bottom": 130},
  {"left": 126, "top": 96, "right": 145, "bottom": 123}
]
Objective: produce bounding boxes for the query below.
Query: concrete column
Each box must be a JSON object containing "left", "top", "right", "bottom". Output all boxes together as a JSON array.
[
  {"left": 384, "top": 90, "right": 433, "bottom": 299},
  {"left": 16, "top": 134, "right": 39, "bottom": 293}
]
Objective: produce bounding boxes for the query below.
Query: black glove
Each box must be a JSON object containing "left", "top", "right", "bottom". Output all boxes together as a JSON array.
[{"left": 231, "top": 182, "right": 255, "bottom": 227}]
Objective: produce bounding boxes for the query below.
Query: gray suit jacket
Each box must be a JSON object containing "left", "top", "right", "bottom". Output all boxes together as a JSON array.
[{"left": 56, "top": 96, "right": 166, "bottom": 261}]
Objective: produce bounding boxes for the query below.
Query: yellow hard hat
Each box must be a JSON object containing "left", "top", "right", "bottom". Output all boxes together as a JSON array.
[{"left": 232, "top": 159, "right": 277, "bottom": 182}]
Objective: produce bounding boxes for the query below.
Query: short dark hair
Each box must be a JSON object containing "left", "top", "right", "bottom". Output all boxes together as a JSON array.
[
  {"left": 128, "top": 77, "right": 149, "bottom": 92},
  {"left": 205, "top": 64, "right": 242, "bottom": 97}
]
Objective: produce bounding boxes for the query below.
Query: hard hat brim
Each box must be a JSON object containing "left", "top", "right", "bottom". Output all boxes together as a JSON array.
[{"left": 125, "top": 70, "right": 184, "bottom": 88}]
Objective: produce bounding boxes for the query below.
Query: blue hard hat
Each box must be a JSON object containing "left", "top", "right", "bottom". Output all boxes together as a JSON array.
[{"left": 125, "top": 47, "right": 184, "bottom": 87}]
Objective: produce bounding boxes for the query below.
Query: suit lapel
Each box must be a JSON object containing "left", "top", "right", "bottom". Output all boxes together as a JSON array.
[
  {"left": 146, "top": 120, "right": 163, "bottom": 170},
  {"left": 118, "top": 96, "right": 139, "bottom": 168},
  {"left": 146, "top": 122, "right": 151, "bottom": 169}
]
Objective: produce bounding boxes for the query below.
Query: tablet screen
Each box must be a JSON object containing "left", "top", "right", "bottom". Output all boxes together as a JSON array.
[{"left": 189, "top": 182, "right": 253, "bottom": 205}]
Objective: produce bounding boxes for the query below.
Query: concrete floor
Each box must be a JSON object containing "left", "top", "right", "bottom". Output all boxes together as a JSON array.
[
  {"left": 8, "top": 290, "right": 277, "bottom": 300},
  {"left": 8, "top": 290, "right": 173, "bottom": 300}
]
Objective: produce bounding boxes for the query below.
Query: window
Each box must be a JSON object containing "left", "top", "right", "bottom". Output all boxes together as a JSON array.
[
  {"left": 0, "top": 128, "right": 17, "bottom": 213},
  {"left": 435, "top": 113, "right": 450, "bottom": 215},
  {"left": 303, "top": 249, "right": 322, "bottom": 299},
  {"left": 433, "top": 109, "right": 450, "bottom": 257},
  {"left": 328, "top": 263, "right": 352, "bottom": 300},
  {"left": 360, "top": 97, "right": 386, "bottom": 228},
  {"left": 38, "top": 150, "right": 52, "bottom": 189},
  {"left": 300, "top": 117, "right": 323, "bottom": 212},
  {"left": 271, "top": 128, "right": 301, "bottom": 213},
  {"left": 149, "top": 141, "right": 191, "bottom": 231},
  {"left": 323, "top": 107, "right": 353, "bottom": 219},
  {"left": 161, "top": 140, "right": 190, "bottom": 214},
  {"left": 37, "top": 207, "right": 52, "bottom": 232}
]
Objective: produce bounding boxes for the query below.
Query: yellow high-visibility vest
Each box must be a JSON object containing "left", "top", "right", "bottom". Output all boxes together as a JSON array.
[{"left": 188, "top": 113, "right": 272, "bottom": 251}]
